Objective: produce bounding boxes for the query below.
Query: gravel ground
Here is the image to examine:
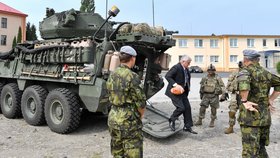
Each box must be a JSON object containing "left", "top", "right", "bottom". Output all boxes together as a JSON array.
[{"left": 0, "top": 77, "right": 280, "bottom": 158}]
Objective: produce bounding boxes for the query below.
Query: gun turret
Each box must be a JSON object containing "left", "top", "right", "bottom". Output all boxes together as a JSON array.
[
  {"left": 39, "top": 8, "right": 115, "bottom": 39},
  {"left": 165, "top": 30, "right": 179, "bottom": 35}
]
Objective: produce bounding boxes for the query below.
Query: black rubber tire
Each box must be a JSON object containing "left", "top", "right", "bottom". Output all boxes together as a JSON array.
[
  {"left": 0, "top": 82, "right": 4, "bottom": 113},
  {"left": 21, "top": 85, "right": 48, "bottom": 126},
  {"left": 44, "top": 88, "right": 81, "bottom": 134},
  {"left": 0, "top": 83, "right": 22, "bottom": 118}
]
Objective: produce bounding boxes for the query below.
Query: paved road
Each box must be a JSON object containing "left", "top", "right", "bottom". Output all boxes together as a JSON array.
[
  {"left": 1, "top": 72, "right": 279, "bottom": 158},
  {"left": 147, "top": 73, "right": 280, "bottom": 158}
]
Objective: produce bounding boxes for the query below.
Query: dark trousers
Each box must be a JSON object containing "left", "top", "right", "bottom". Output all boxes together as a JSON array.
[{"left": 170, "top": 93, "right": 193, "bottom": 128}]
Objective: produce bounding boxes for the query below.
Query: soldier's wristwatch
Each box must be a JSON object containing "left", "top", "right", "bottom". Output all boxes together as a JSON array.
[{"left": 241, "top": 100, "right": 247, "bottom": 103}]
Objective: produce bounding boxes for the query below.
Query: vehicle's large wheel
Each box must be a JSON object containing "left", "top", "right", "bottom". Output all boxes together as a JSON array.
[
  {"left": 0, "top": 83, "right": 22, "bottom": 118},
  {"left": 21, "top": 85, "right": 48, "bottom": 126},
  {"left": 0, "top": 82, "right": 4, "bottom": 113},
  {"left": 45, "top": 88, "right": 81, "bottom": 134}
]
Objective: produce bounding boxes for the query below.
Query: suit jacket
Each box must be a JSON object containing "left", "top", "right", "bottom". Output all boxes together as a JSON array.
[{"left": 165, "top": 63, "right": 191, "bottom": 99}]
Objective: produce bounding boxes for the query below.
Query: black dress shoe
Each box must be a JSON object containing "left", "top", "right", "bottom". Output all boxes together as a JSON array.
[
  {"left": 183, "top": 127, "right": 198, "bottom": 134},
  {"left": 169, "top": 119, "right": 176, "bottom": 131}
]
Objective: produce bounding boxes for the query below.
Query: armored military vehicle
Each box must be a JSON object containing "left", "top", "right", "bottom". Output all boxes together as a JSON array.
[{"left": 0, "top": 6, "right": 182, "bottom": 138}]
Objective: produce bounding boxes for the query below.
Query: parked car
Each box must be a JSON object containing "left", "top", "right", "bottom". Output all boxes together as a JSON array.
[{"left": 189, "top": 66, "right": 203, "bottom": 73}]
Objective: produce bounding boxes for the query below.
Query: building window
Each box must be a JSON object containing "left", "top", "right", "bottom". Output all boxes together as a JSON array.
[
  {"left": 1, "top": 35, "right": 7, "bottom": 45},
  {"left": 210, "top": 55, "right": 219, "bottom": 63},
  {"left": 247, "top": 39, "right": 255, "bottom": 47},
  {"left": 1, "top": 18, "right": 7, "bottom": 28},
  {"left": 194, "top": 39, "right": 203, "bottom": 48},
  {"left": 230, "top": 55, "right": 238, "bottom": 63},
  {"left": 178, "top": 39, "right": 187, "bottom": 47},
  {"left": 263, "top": 39, "right": 267, "bottom": 47},
  {"left": 210, "top": 39, "right": 218, "bottom": 48},
  {"left": 230, "top": 38, "right": 238, "bottom": 47},
  {"left": 275, "top": 39, "right": 280, "bottom": 47},
  {"left": 194, "top": 55, "right": 203, "bottom": 63}
]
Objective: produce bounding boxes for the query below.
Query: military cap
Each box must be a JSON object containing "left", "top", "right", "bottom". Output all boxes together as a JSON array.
[
  {"left": 120, "top": 46, "right": 137, "bottom": 56},
  {"left": 243, "top": 49, "right": 260, "bottom": 59}
]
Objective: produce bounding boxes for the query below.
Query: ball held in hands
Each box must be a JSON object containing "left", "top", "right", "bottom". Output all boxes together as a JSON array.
[{"left": 171, "top": 85, "right": 184, "bottom": 95}]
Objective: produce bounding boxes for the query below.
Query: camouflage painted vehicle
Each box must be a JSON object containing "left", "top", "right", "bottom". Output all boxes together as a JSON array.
[{"left": 0, "top": 6, "right": 182, "bottom": 138}]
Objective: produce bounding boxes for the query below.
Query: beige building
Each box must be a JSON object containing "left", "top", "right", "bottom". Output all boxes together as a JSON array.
[
  {"left": 166, "top": 34, "right": 280, "bottom": 72},
  {"left": 0, "top": 2, "right": 27, "bottom": 52}
]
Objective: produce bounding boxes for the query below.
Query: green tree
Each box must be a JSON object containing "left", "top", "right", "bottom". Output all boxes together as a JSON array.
[
  {"left": 12, "top": 36, "right": 17, "bottom": 48},
  {"left": 80, "top": 0, "right": 95, "bottom": 12},
  {"left": 30, "top": 24, "right": 38, "bottom": 40},
  {"left": 26, "top": 22, "right": 31, "bottom": 40},
  {"left": 17, "top": 26, "right": 22, "bottom": 43},
  {"left": 277, "top": 62, "right": 280, "bottom": 74},
  {"left": 26, "top": 22, "right": 38, "bottom": 41}
]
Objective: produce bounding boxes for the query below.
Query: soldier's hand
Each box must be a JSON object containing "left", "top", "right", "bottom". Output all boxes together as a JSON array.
[
  {"left": 225, "top": 93, "right": 229, "bottom": 99},
  {"left": 269, "top": 105, "right": 276, "bottom": 113},
  {"left": 243, "top": 101, "right": 258, "bottom": 112},
  {"left": 269, "top": 98, "right": 274, "bottom": 107},
  {"left": 219, "top": 97, "right": 226, "bottom": 102},
  {"left": 219, "top": 93, "right": 228, "bottom": 102},
  {"left": 138, "top": 107, "right": 146, "bottom": 119},
  {"left": 269, "top": 98, "right": 276, "bottom": 113}
]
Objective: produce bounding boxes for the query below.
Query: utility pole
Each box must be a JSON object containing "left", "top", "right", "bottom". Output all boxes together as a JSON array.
[
  {"left": 105, "top": 0, "right": 108, "bottom": 38},
  {"left": 106, "top": 0, "right": 108, "bottom": 19},
  {"left": 152, "top": 0, "right": 155, "bottom": 27}
]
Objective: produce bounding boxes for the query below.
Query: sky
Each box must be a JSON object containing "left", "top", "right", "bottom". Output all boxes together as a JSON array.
[{"left": 1, "top": 0, "right": 280, "bottom": 38}]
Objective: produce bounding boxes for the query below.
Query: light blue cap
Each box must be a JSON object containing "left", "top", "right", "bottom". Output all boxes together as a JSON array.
[
  {"left": 120, "top": 46, "right": 137, "bottom": 57},
  {"left": 243, "top": 49, "right": 260, "bottom": 59}
]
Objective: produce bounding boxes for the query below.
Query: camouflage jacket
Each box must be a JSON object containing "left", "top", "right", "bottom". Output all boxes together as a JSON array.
[
  {"left": 200, "top": 74, "right": 225, "bottom": 95},
  {"left": 226, "top": 71, "right": 238, "bottom": 93},
  {"left": 237, "top": 63, "right": 280, "bottom": 126},
  {"left": 106, "top": 64, "right": 146, "bottom": 130}
]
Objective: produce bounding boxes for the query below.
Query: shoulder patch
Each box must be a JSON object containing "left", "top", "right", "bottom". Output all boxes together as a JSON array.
[{"left": 237, "top": 69, "right": 250, "bottom": 82}]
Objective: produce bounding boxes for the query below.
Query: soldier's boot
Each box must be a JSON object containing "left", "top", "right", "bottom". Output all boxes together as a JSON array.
[
  {"left": 209, "top": 119, "right": 215, "bottom": 127},
  {"left": 195, "top": 118, "right": 203, "bottom": 126},
  {"left": 195, "top": 106, "right": 206, "bottom": 126},
  {"left": 224, "top": 125, "right": 234, "bottom": 134},
  {"left": 209, "top": 107, "right": 216, "bottom": 127},
  {"left": 224, "top": 112, "right": 236, "bottom": 134}
]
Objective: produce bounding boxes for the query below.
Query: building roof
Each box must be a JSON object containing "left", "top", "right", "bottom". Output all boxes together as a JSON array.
[{"left": 0, "top": 2, "right": 27, "bottom": 17}]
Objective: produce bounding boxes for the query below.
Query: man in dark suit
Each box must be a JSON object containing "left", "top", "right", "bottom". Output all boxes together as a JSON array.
[{"left": 165, "top": 55, "right": 197, "bottom": 134}]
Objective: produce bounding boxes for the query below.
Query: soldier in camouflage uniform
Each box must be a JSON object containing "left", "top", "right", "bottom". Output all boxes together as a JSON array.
[
  {"left": 195, "top": 64, "right": 225, "bottom": 127},
  {"left": 106, "top": 46, "right": 146, "bottom": 158},
  {"left": 237, "top": 49, "right": 280, "bottom": 158},
  {"left": 224, "top": 61, "right": 243, "bottom": 134}
]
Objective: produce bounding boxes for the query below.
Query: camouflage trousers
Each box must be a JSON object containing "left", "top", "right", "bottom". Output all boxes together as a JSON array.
[
  {"left": 109, "top": 127, "right": 143, "bottom": 158},
  {"left": 199, "top": 94, "right": 219, "bottom": 120},
  {"left": 228, "top": 93, "right": 238, "bottom": 112},
  {"left": 228, "top": 93, "right": 238, "bottom": 126},
  {"left": 240, "top": 125, "right": 270, "bottom": 158}
]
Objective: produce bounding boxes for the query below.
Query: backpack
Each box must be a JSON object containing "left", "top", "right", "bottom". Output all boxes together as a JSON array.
[{"left": 202, "top": 75, "right": 222, "bottom": 94}]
